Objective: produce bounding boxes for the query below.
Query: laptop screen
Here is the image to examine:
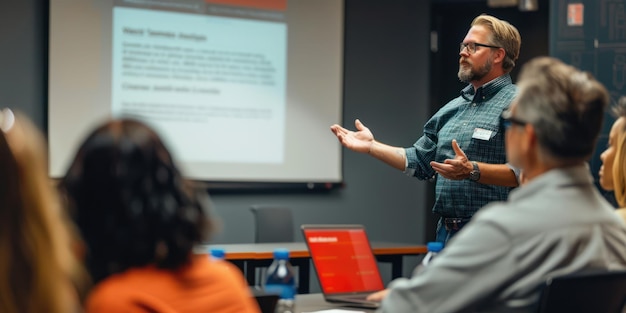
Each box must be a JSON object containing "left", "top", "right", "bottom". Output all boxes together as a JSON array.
[{"left": 302, "top": 225, "right": 385, "bottom": 294}]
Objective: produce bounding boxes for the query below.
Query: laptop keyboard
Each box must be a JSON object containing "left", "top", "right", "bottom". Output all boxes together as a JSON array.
[{"left": 343, "top": 295, "right": 369, "bottom": 301}]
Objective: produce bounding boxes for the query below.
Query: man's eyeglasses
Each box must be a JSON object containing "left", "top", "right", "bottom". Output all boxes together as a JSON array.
[
  {"left": 501, "top": 109, "right": 527, "bottom": 130},
  {"left": 460, "top": 42, "right": 502, "bottom": 54}
]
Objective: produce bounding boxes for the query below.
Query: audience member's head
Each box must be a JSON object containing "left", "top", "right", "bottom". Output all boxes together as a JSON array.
[
  {"left": 61, "top": 119, "right": 214, "bottom": 284},
  {"left": 504, "top": 56, "right": 608, "bottom": 177},
  {"left": 0, "top": 109, "right": 85, "bottom": 313},
  {"left": 600, "top": 96, "right": 626, "bottom": 207}
]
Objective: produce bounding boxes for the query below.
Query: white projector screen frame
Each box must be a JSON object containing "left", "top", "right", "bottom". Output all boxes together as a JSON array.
[{"left": 49, "top": 0, "right": 344, "bottom": 189}]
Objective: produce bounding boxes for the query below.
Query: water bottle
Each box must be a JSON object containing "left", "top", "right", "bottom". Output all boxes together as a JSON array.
[
  {"left": 414, "top": 241, "right": 443, "bottom": 275},
  {"left": 209, "top": 247, "right": 225, "bottom": 261},
  {"left": 422, "top": 242, "right": 443, "bottom": 266},
  {"left": 264, "top": 248, "right": 297, "bottom": 313}
]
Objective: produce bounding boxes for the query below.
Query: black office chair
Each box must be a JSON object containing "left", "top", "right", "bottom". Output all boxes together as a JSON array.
[
  {"left": 250, "top": 205, "right": 294, "bottom": 243},
  {"left": 536, "top": 270, "right": 626, "bottom": 313},
  {"left": 249, "top": 205, "right": 297, "bottom": 290},
  {"left": 250, "top": 287, "right": 279, "bottom": 313}
]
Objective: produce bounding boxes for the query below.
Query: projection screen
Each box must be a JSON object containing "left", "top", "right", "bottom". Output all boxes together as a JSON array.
[{"left": 49, "top": 0, "right": 344, "bottom": 188}]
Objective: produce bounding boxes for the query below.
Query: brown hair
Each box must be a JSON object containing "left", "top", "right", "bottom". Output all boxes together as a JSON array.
[{"left": 0, "top": 110, "right": 86, "bottom": 313}]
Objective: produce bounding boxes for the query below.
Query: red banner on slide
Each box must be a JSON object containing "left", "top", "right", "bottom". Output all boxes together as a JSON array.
[{"left": 205, "top": 0, "right": 286, "bottom": 11}]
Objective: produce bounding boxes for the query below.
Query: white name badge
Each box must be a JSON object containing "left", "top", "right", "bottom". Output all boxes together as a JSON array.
[{"left": 472, "top": 128, "right": 492, "bottom": 141}]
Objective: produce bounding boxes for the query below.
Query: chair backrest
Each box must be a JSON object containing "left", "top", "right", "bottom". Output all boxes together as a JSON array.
[
  {"left": 250, "top": 287, "right": 279, "bottom": 313},
  {"left": 536, "top": 270, "right": 626, "bottom": 313},
  {"left": 250, "top": 205, "right": 294, "bottom": 243}
]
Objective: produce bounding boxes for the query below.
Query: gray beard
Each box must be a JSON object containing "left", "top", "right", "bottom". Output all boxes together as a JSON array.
[{"left": 458, "top": 57, "right": 493, "bottom": 83}]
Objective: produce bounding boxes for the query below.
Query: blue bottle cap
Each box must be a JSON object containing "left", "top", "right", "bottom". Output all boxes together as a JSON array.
[
  {"left": 210, "top": 247, "right": 225, "bottom": 259},
  {"left": 273, "top": 248, "right": 290, "bottom": 259},
  {"left": 427, "top": 242, "right": 443, "bottom": 253}
]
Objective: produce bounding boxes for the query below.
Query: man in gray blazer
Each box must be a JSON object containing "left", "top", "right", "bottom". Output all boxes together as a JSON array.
[{"left": 368, "top": 57, "right": 626, "bottom": 312}]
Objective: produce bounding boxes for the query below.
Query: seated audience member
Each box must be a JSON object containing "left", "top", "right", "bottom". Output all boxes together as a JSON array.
[
  {"left": 0, "top": 109, "right": 86, "bottom": 313},
  {"left": 599, "top": 96, "right": 626, "bottom": 222},
  {"left": 367, "top": 57, "right": 626, "bottom": 312},
  {"left": 60, "top": 119, "right": 260, "bottom": 313}
]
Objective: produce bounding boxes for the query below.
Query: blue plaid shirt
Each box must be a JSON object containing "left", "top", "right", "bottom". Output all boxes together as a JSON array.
[{"left": 405, "top": 74, "right": 517, "bottom": 218}]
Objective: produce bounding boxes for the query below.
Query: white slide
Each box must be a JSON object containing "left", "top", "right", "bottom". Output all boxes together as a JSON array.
[
  {"left": 49, "top": 0, "right": 343, "bottom": 185},
  {"left": 112, "top": 7, "right": 286, "bottom": 163}
]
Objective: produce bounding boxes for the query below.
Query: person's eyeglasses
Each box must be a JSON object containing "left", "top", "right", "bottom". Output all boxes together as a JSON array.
[
  {"left": 459, "top": 42, "right": 502, "bottom": 54},
  {"left": 0, "top": 108, "right": 15, "bottom": 133},
  {"left": 501, "top": 109, "right": 527, "bottom": 130}
]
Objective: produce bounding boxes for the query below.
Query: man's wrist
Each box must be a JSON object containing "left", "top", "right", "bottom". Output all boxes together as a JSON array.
[{"left": 368, "top": 141, "right": 374, "bottom": 154}]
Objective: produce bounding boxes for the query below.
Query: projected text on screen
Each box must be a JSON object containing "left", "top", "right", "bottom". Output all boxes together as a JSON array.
[{"left": 112, "top": 7, "right": 287, "bottom": 163}]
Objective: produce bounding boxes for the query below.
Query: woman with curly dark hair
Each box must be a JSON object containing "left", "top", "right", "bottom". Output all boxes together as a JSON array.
[{"left": 61, "top": 119, "right": 260, "bottom": 313}]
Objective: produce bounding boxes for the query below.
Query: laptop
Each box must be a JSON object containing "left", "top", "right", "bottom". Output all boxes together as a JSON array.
[{"left": 301, "top": 224, "right": 384, "bottom": 309}]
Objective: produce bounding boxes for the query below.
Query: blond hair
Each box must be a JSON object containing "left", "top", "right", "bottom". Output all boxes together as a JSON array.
[
  {"left": 0, "top": 111, "right": 86, "bottom": 313},
  {"left": 613, "top": 130, "right": 626, "bottom": 207},
  {"left": 612, "top": 97, "right": 626, "bottom": 207},
  {"left": 472, "top": 14, "right": 521, "bottom": 73}
]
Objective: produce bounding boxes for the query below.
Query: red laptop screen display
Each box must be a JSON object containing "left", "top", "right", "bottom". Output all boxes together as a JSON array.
[{"left": 304, "top": 228, "right": 384, "bottom": 294}]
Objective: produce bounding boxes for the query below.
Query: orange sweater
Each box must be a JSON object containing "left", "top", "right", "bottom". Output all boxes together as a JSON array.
[{"left": 85, "top": 255, "right": 261, "bottom": 313}]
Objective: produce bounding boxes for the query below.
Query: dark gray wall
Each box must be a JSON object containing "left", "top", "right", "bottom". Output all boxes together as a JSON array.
[
  {"left": 1, "top": 0, "right": 431, "bottom": 248},
  {"left": 0, "top": 0, "right": 47, "bottom": 128}
]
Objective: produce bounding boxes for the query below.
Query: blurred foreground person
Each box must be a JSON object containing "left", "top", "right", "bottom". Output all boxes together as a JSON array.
[
  {"left": 0, "top": 109, "right": 86, "bottom": 313},
  {"left": 369, "top": 57, "right": 626, "bottom": 312},
  {"left": 61, "top": 119, "right": 260, "bottom": 313},
  {"left": 599, "top": 96, "right": 626, "bottom": 222}
]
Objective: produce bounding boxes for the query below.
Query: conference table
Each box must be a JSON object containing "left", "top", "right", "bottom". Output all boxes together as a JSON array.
[
  {"left": 296, "top": 293, "right": 377, "bottom": 312},
  {"left": 197, "top": 242, "right": 427, "bottom": 294}
]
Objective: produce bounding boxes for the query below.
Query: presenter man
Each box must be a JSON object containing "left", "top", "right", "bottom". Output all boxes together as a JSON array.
[{"left": 331, "top": 14, "right": 521, "bottom": 243}]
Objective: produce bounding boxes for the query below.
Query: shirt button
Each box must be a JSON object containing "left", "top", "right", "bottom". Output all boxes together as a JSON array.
[{"left": 472, "top": 103, "right": 476, "bottom": 107}]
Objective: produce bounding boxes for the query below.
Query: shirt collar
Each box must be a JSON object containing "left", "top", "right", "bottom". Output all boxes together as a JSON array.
[
  {"left": 508, "top": 164, "right": 594, "bottom": 203},
  {"left": 460, "top": 74, "right": 513, "bottom": 102}
]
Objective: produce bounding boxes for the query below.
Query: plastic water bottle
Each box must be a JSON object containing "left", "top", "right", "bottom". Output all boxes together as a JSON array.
[
  {"left": 264, "top": 248, "right": 297, "bottom": 313},
  {"left": 209, "top": 247, "right": 225, "bottom": 261},
  {"left": 414, "top": 241, "right": 443, "bottom": 275},
  {"left": 422, "top": 242, "right": 443, "bottom": 266}
]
